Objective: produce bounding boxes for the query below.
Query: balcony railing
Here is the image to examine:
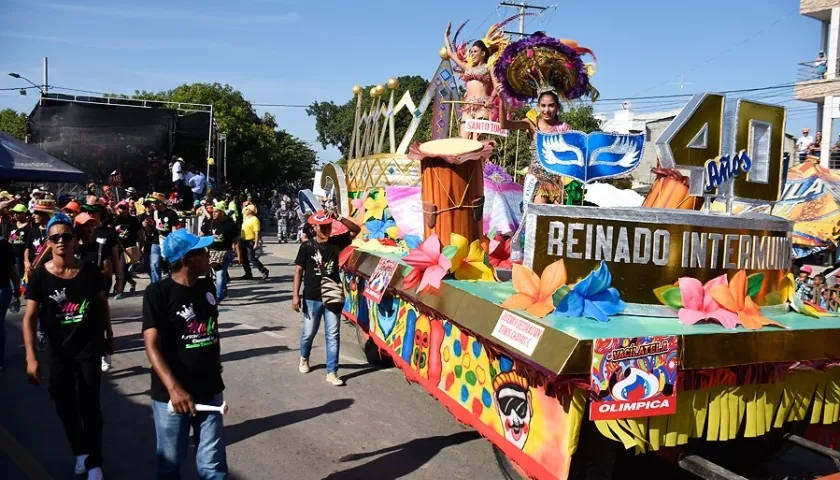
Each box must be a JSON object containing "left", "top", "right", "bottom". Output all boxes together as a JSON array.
[
  {"left": 796, "top": 59, "right": 840, "bottom": 82},
  {"left": 796, "top": 151, "right": 840, "bottom": 169}
]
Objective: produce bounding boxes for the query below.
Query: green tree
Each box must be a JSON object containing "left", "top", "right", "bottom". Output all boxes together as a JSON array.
[
  {"left": 307, "top": 75, "right": 433, "bottom": 161},
  {"left": 0, "top": 108, "right": 27, "bottom": 140},
  {"left": 116, "top": 83, "right": 317, "bottom": 186}
]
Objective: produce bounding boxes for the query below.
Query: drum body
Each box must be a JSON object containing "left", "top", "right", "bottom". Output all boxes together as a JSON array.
[{"left": 410, "top": 139, "right": 494, "bottom": 246}]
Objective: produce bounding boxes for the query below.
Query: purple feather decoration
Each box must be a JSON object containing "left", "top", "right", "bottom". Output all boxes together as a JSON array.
[
  {"left": 451, "top": 20, "right": 468, "bottom": 47},
  {"left": 494, "top": 35, "right": 593, "bottom": 102}
]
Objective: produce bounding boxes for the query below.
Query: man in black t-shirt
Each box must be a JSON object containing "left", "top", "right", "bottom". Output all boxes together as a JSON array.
[
  {"left": 142, "top": 228, "right": 227, "bottom": 478},
  {"left": 200, "top": 202, "right": 238, "bottom": 302},
  {"left": 113, "top": 203, "right": 143, "bottom": 298},
  {"left": 292, "top": 209, "right": 360, "bottom": 386},
  {"left": 0, "top": 236, "right": 21, "bottom": 368},
  {"left": 9, "top": 203, "right": 30, "bottom": 278},
  {"left": 147, "top": 193, "right": 180, "bottom": 283}
]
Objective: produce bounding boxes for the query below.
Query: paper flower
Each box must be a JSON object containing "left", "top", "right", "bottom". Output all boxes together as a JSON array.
[
  {"left": 351, "top": 190, "right": 369, "bottom": 222},
  {"left": 402, "top": 233, "right": 451, "bottom": 294},
  {"left": 403, "top": 235, "right": 422, "bottom": 250},
  {"left": 364, "top": 194, "right": 388, "bottom": 221},
  {"left": 488, "top": 234, "right": 512, "bottom": 269},
  {"left": 448, "top": 233, "right": 495, "bottom": 282},
  {"left": 555, "top": 260, "right": 626, "bottom": 323},
  {"left": 676, "top": 275, "right": 739, "bottom": 329},
  {"left": 710, "top": 270, "right": 785, "bottom": 330},
  {"left": 365, "top": 218, "right": 397, "bottom": 239},
  {"left": 501, "top": 260, "right": 567, "bottom": 318}
]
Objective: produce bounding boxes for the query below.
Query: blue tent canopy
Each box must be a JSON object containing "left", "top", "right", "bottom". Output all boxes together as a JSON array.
[{"left": 0, "top": 130, "right": 87, "bottom": 183}]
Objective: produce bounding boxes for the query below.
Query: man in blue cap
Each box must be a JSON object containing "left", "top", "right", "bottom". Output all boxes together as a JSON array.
[{"left": 141, "top": 229, "right": 228, "bottom": 479}]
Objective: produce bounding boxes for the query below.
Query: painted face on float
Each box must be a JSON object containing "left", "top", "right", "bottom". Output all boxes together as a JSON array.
[{"left": 495, "top": 383, "right": 532, "bottom": 449}]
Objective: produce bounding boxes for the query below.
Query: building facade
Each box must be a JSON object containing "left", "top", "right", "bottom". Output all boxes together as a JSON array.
[{"left": 795, "top": 0, "right": 840, "bottom": 167}]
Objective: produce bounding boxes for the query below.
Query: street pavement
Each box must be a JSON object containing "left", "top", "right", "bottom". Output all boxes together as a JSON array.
[
  {"left": 0, "top": 242, "right": 836, "bottom": 480},
  {"left": 0, "top": 242, "right": 502, "bottom": 480}
]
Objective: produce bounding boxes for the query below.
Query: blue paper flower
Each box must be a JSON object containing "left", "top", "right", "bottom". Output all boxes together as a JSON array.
[
  {"left": 554, "top": 260, "right": 626, "bottom": 323},
  {"left": 404, "top": 234, "right": 422, "bottom": 250},
  {"left": 365, "top": 218, "right": 396, "bottom": 239}
]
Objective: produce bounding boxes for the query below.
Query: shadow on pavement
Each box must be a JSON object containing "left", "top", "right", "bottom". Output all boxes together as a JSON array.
[
  {"left": 306, "top": 363, "right": 384, "bottom": 382},
  {"left": 221, "top": 344, "right": 291, "bottom": 363},
  {"left": 324, "top": 430, "right": 481, "bottom": 480},
  {"left": 225, "top": 398, "right": 355, "bottom": 447}
]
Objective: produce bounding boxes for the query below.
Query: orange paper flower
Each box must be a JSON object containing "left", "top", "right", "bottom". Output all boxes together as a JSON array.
[
  {"left": 710, "top": 270, "right": 785, "bottom": 330},
  {"left": 500, "top": 260, "right": 567, "bottom": 318}
]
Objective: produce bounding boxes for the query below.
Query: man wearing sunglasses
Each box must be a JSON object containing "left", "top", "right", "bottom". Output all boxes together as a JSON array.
[{"left": 142, "top": 229, "right": 228, "bottom": 478}]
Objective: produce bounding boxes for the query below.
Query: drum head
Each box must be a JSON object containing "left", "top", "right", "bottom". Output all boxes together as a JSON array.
[{"left": 418, "top": 138, "right": 483, "bottom": 157}]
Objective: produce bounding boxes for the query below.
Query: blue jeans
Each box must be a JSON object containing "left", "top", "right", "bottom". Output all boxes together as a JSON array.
[
  {"left": 213, "top": 252, "right": 231, "bottom": 302},
  {"left": 301, "top": 299, "right": 340, "bottom": 374},
  {"left": 150, "top": 244, "right": 162, "bottom": 283},
  {"left": 151, "top": 393, "right": 228, "bottom": 480},
  {"left": 0, "top": 287, "right": 11, "bottom": 363}
]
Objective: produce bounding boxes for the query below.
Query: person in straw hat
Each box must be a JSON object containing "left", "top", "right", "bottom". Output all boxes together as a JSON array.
[{"left": 144, "top": 192, "right": 180, "bottom": 283}]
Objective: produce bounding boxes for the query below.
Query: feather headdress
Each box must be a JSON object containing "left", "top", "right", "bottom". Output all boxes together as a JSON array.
[
  {"left": 494, "top": 33, "right": 599, "bottom": 103},
  {"left": 450, "top": 14, "right": 533, "bottom": 71}
]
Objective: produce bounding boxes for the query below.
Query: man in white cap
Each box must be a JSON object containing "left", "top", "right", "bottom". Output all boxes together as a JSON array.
[
  {"left": 797, "top": 128, "right": 814, "bottom": 163},
  {"left": 171, "top": 157, "right": 185, "bottom": 189}
]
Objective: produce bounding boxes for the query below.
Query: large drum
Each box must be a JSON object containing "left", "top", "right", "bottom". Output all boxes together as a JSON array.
[{"left": 408, "top": 138, "right": 494, "bottom": 246}]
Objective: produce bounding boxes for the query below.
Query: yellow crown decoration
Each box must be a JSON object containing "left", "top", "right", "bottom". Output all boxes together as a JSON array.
[{"left": 342, "top": 58, "right": 460, "bottom": 192}]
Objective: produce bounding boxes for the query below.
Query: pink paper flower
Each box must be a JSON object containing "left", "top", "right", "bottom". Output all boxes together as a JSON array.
[
  {"left": 402, "top": 233, "right": 451, "bottom": 294},
  {"left": 677, "top": 275, "right": 740, "bottom": 329}
]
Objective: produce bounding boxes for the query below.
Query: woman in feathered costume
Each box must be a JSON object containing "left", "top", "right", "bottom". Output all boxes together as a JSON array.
[
  {"left": 495, "top": 32, "right": 598, "bottom": 204},
  {"left": 444, "top": 15, "right": 527, "bottom": 138}
]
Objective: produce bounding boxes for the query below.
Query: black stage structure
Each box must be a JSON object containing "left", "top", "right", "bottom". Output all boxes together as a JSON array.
[{"left": 28, "top": 93, "right": 226, "bottom": 191}]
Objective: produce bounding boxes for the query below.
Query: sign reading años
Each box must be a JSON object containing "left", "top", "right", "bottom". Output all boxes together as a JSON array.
[
  {"left": 363, "top": 258, "right": 399, "bottom": 303},
  {"left": 590, "top": 336, "right": 678, "bottom": 421}
]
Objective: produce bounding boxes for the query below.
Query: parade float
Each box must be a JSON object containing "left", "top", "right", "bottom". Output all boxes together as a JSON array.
[{"left": 312, "top": 20, "right": 840, "bottom": 480}]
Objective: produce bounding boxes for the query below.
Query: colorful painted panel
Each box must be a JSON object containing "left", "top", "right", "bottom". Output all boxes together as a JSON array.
[
  {"left": 342, "top": 273, "right": 368, "bottom": 328},
  {"left": 346, "top": 284, "right": 578, "bottom": 480}
]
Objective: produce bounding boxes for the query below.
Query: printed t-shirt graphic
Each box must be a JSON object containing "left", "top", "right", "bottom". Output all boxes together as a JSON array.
[
  {"left": 154, "top": 208, "right": 180, "bottom": 242},
  {"left": 142, "top": 277, "right": 224, "bottom": 403},
  {"left": 24, "top": 263, "right": 104, "bottom": 359},
  {"left": 294, "top": 232, "right": 352, "bottom": 301},
  {"left": 10, "top": 225, "right": 30, "bottom": 259}
]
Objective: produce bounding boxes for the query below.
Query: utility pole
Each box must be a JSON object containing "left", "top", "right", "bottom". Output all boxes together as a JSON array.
[
  {"left": 500, "top": 1, "right": 551, "bottom": 37},
  {"left": 670, "top": 74, "right": 693, "bottom": 95}
]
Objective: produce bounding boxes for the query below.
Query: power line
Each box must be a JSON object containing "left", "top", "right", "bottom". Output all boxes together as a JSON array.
[
  {"left": 0, "top": 86, "right": 38, "bottom": 91},
  {"left": 631, "top": 6, "right": 800, "bottom": 96}
]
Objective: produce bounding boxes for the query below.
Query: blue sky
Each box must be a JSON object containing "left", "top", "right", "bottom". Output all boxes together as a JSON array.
[{"left": 0, "top": 0, "right": 824, "bottom": 163}]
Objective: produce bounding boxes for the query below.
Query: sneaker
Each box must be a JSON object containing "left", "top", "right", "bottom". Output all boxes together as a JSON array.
[
  {"left": 101, "top": 355, "right": 112, "bottom": 373},
  {"left": 262, "top": 270, "right": 269, "bottom": 281},
  {"left": 237, "top": 274, "right": 254, "bottom": 280},
  {"left": 114, "top": 293, "right": 125, "bottom": 300},
  {"left": 298, "top": 357, "right": 310, "bottom": 374},
  {"left": 326, "top": 372, "right": 345, "bottom": 386},
  {"left": 87, "top": 466, "right": 103, "bottom": 480},
  {"left": 74, "top": 454, "right": 89, "bottom": 475}
]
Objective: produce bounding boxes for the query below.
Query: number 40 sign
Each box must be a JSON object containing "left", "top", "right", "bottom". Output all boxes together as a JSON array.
[{"left": 655, "top": 93, "right": 787, "bottom": 207}]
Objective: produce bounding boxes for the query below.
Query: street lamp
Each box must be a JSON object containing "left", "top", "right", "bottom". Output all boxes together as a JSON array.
[{"left": 7, "top": 72, "right": 44, "bottom": 94}]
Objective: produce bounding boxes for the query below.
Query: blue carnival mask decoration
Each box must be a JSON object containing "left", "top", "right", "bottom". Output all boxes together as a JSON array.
[{"left": 535, "top": 131, "right": 645, "bottom": 184}]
